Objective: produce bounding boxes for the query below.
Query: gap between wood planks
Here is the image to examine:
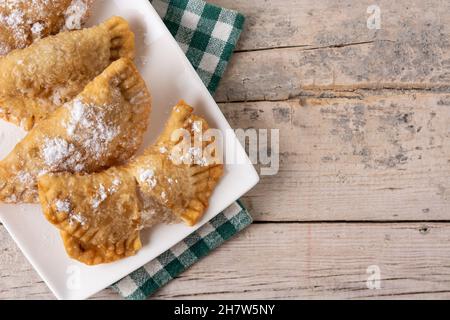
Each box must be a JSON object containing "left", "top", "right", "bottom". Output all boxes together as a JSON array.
[
  {"left": 234, "top": 40, "right": 396, "bottom": 54},
  {"left": 253, "top": 221, "right": 448, "bottom": 227},
  {"left": 2, "top": 221, "right": 448, "bottom": 227},
  {"left": 217, "top": 86, "right": 450, "bottom": 104},
  {"left": 216, "top": 41, "right": 450, "bottom": 105},
  {"left": 4, "top": 222, "right": 450, "bottom": 299}
]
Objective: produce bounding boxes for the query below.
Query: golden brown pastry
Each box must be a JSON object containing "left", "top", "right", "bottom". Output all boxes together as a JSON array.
[
  {"left": 38, "top": 102, "right": 223, "bottom": 265},
  {"left": 127, "top": 102, "right": 224, "bottom": 227},
  {"left": 0, "top": 0, "right": 94, "bottom": 56},
  {"left": 61, "top": 230, "right": 142, "bottom": 266},
  {"left": 0, "top": 58, "right": 151, "bottom": 203},
  {"left": 0, "top": 15, "right": 135, "bottom": 130},
  {"left": 57, "top": 167, "right": 143, "bottom": 265},
  {"left": 52, "top": 167, "right": 143, "bottom": 265}
]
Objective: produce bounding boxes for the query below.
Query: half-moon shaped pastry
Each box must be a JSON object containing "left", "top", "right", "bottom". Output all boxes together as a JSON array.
[
  {"left": 127, "top": 102, "right": 224, "bottom": 227},
  {"left": 52, "top": 167, "right": 143, "bottom": 265},
  {"left": 0, "top": 58, "right": 151, "bottom": 203},
  {"left": 38, "top": 102, "right": 223, "bottom": 265},
  {"left": 0, "top": 0, "right": 95, "bottom": 56},
  {"left": 59, "top": 167, "right": 143, "bottom": 266},
  {"left": 0, "top": 15, "right": 134, "bottom": 130}
]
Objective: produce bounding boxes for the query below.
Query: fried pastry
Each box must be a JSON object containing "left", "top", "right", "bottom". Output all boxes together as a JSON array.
[
  {"left": 127, "top": 101, "right": 224, "bottom": 227},
  {"left": 38, "top": 102, "right": 223, "bottom": 265},
  {"left": 0, "top": 15, "right": 135, "bottom": 130},
  {"left": 41, "top": 167, "right": 144, "bottom": 265},
  {"left": 0, "top": 0, "right": 94, "bottom": 56},
  {"left": 56, "top": 167, "right": 143, "bottom": 265},
  {"left": 0, "top": 58, "right": 151, "bottom": 203},
  {"left": 61, "top": 230, "right": 142, "bottom": 266}
]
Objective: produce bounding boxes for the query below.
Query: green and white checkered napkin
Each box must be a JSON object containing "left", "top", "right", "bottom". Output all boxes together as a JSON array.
[{"left": 111, "top": 0, "right": 252, "bottom": 300}]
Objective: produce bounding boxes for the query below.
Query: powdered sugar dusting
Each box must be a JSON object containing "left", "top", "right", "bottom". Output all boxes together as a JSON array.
[
  {"left": 55, "top": 199, "right": 71, "bottom": 213},
  {"left": 0, "top": 61, "right": 145, "bottom": 206},
  {"left": 170, "top": 146, "right": 210, "bottom": 166},
  {"left": 91, "top": 178, "right": 122, "bottom": 209},
  {"left": 55, "top": 199, "right": 87, "bottom": 226},
  {"left": 17, "top": 170, "right": 33, "bottom": 184},
  {"left": 139, "top": 190, "right": 179, "bottom": 228},
  {"left": 69, "top": 212, "right": 87, "bottom": 226},
  {"left": 64, "top": 98, "right": 119, "bottom": 160},
  {"left": 31, "top": 21, "right": 44, "bottom": 37},
  {"left": 192, "top": 121, "right": 202, "bottom": 133},
  {"left": 159, "top": 146, "right": 167, "bottom": 154},
  {"left": 41, "top": 137, "right": 85, "bottom": 172},
  {"left": 0, "top": 7, "right": 27, "bottom": 50},
  {"left": 139, "top": 168, "right": 157, "bottom": 189},
  {"left": 91, "top": 184, "right": 107, "bottom": 209},
  {"left": 0, "top": 0, "right": 92, "bottom": 55},
  {"left": 64, "top": 0, "right": 88, "bottom": 30},
  {"left": 8, "top": 92, "right": 125, "bottom": 201},
  {"left": 42, "top": 137, "right": 72, "bottom": 166}
]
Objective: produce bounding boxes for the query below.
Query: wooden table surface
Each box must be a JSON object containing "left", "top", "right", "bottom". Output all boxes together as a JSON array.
[{"left": 2, "top": 0, "right": 450, "bottom": 299}]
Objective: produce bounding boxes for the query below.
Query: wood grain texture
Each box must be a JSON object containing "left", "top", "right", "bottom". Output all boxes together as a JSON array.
[
  {"left": 2, "top": 0, "right": 450, "bottom": 300},
  {"left": 211, "top": 0, "right": 450, "bottom": 51},
  {"left": 3, "top": 223, "right": 450, "bottom": 300},
  {"left": 215, "top": 43, "right": 450, "bottom": 102},
  {"left": 221, "top": 93, "right": 450, "bottom": 221},
  {"left": 212, "top": 0, "right": 450, "bottom": 102}
]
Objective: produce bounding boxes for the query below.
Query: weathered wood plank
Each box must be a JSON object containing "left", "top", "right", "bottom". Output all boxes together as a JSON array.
[
  {"left": 3, "top": 223, "right": 450, "bottom": 299},
  {"left": 219, "top": 93, "right": 450, "bottom": 221},
  {"left": 211, "top": 1, "right": 450, "bottom": 102},
  {"left": 215, "top": 42, "right": 450, "bottom": 102},
  {"left": 211, "top": 0, "right": 450, "bottom": 51}
]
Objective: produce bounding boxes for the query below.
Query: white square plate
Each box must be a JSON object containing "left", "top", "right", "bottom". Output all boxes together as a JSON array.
[{"left": 0, "top": 0, "right": 259, "bottom": 300}]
